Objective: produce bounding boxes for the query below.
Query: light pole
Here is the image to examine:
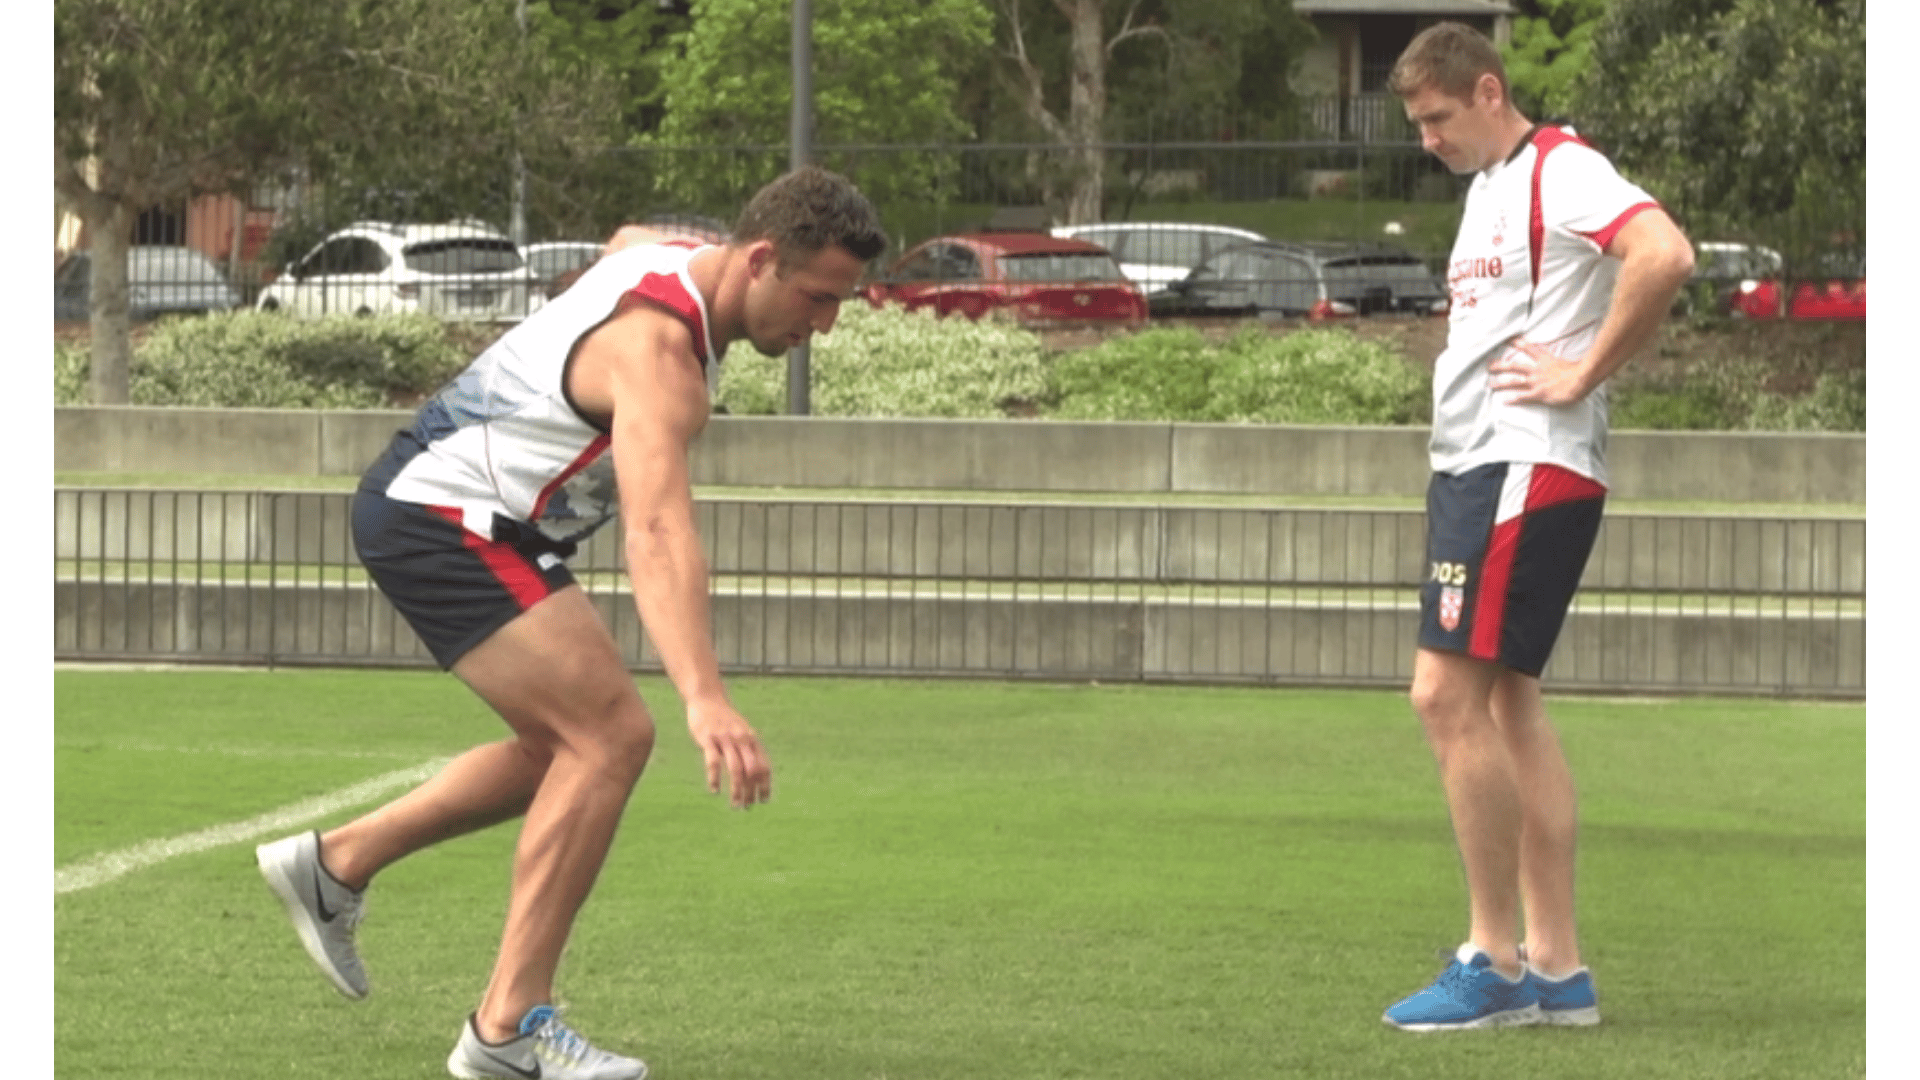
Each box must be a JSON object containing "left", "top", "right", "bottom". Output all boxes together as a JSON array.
[{"left": 787, "top": 0, "right": 813, "bottom": 416}]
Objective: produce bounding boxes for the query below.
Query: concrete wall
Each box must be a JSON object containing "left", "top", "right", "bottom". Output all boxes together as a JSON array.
[
  {"left": 55, "top": 408, "right": 1866, "bottom": 504},
  {"left": 54, "top": 579, "right": 1863, "bottom": 697}
]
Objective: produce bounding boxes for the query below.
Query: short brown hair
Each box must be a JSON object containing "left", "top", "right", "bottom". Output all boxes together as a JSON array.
[
  {"left": 1388, "top": 21, "right": 1508, "bottom": 103},
  {"left": 731, "top": 165, "right": 888, "bottom": 269}
]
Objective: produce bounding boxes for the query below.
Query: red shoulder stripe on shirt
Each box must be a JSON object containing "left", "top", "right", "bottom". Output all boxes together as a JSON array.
[
  {"left": 625, "top": 269, "right": 709, "bottom": 364},
  {"left": 1575, "top": 201, "right": 1661, "bottom": 254},
  {"left": 1528, "top": 126, "right": 1592, "bottom": 295}
]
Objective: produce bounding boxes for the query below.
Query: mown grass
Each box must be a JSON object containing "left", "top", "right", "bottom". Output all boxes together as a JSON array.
[{"left": 55, "top": 670, "right": 1863, "bottom": 1079}]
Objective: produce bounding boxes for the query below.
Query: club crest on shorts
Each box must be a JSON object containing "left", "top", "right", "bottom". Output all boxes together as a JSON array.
[{"left": 1439, "top": 586, "right": 1465, "bottom": 631}]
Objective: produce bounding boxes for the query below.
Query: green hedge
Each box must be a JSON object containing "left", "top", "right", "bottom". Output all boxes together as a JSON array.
[
  {"left": 53, "top": 308, "right": 1863, "bottom": 433},
  {"left": 1051, "top": 325, "right": 1429, "bottom": 425},
  {"left": 55, "top": 311, "right": 468, "bottom": 409},
  {"left": 716, "top": 302, "right": 1051, "bottom": 418}
]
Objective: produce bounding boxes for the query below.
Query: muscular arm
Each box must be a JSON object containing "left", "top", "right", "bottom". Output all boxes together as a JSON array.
[
  {"left": 581, "top": 302, "right": 771, "bottom": 805},
  {"left": 1496, "top": 208, "right": 1696, "bottom": 405}
]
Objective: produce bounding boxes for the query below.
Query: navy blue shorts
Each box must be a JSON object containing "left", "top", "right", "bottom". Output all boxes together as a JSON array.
[
  {"left": 1418, "top": 462, "right": 1606, "bottom": 678},
  {"left": 352, "top": 488, "right": 578, "bottom": 669}
]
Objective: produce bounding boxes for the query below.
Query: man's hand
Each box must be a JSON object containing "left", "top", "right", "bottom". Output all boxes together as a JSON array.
[
  {"left": 687, "top": 699, "right": 773, "bottom": 808},
  {"left": 1489, "top": 338, "right": 1593, "bottom": 407}
]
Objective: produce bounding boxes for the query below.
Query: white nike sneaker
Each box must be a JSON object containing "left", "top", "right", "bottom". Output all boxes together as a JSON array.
[
  {"left": 255, "top": 830, "right": 369, "bottom": 999},
  {"left": 447, "top": 1008, "right": 648, "bottom": 1080}
]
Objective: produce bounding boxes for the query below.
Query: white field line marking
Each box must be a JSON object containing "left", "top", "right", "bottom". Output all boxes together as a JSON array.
[
  {"left": 70, "top": 741, "right": 427, "bottom": 760},
  {"left": 54, "top": 757, "right": 451, "bottom": 896}
]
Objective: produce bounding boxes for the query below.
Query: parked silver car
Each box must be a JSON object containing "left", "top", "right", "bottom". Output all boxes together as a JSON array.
[
  {"left": 1050, "top": 221, "right": 1269, "bottom": 297},
  {"left": 257, "top": 220, "right": 530, "bottom": 321},
  {"left": 55, "top": 246, "right": 243, "bottom": 323}
]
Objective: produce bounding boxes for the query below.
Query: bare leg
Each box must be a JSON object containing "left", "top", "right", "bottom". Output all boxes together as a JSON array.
[
  {"left": 447, "top": 587, "right": 657, "bottom": 1042},
  {"left": 1409, "top": 647, "right": 1524, "bottom": 977},
  {"left": 319, "top": 739, "right": 549, "bottom": 890},
  {"left": 1489, "top": 670, "right": 1583, "bottom": 976}
]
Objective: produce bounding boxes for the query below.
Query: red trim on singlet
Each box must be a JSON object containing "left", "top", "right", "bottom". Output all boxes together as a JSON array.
[
  {"left": 1467, "top": 464, "right": 1607, "bottom": 661},
  {"left": 426, "top": 505, "right": 549, "bottom": 610},
  {"left": 1576, "top": 201, "right": 1660, "bottom": 254},
  {"left": 625, "top": 269, "right": 710, "bottom": 364},
  {"left": 1527, "top": 126, "right": 1591, "bottom": 295},
  {"left": 528, "top": 434, "right": 612, "bottom": 523}
]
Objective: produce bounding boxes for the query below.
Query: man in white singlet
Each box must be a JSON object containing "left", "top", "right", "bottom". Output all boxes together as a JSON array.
[
  {"left": 254, "top": 167, "right": 888, "bottom": 1080},
  {"left": 1376, "top": 23, "right": 1695, "bottom": 1032}
]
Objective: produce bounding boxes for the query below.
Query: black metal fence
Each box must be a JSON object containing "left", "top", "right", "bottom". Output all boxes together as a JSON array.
[{"left": 55, "top": 487, "right": 1865, "bottom": 698}]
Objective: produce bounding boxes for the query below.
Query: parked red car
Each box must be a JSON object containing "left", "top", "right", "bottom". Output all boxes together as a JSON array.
[
  {"left": 864, "top": 232, "right": 1147, "bottom": 326},
  {"left": 1700, "top": 243, "right": 1866, "bottom": 320}
]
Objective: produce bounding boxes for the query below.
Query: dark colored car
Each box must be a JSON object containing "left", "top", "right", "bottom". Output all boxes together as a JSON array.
[
  {"left": 55, "top": 246, "right": 244, "bottom": 323},
  {"left": 864, "top": 233, "right": 1148, "bottom": 326},
  {"left": 1153, "top": 241, "right": 1449, "bottom": 320}
]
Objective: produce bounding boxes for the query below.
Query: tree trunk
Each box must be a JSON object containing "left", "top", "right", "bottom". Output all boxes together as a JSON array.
[
  {"left": 1061, "top": 0, "right": 1106, "bottom": 224},
  {"left": 85, "top": 201, "right": 135, "bottom": 405}
]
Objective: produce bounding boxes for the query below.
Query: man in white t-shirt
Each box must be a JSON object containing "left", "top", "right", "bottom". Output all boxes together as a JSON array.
[{"left": 1378, "top": 23, "right": 1695, "bottom": 1032}]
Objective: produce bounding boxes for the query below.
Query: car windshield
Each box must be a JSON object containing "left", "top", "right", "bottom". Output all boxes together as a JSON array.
[
  {"left": 128, "top": 249, "right": 228, "bottom": 284},
  {"left": 998, "top": 253, "right": 1126, "bottom": 283},
  {"left": 403, "top": 239, "right": 524, "bottom": 274}
]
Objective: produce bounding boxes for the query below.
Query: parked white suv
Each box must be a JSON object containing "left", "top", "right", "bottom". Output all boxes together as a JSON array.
[
  {"left": 257, "top": 220, "right": 531, "bottom": 321},
  {"left": 1050, "top": 221, "right": 1269, "bottom": 297}
]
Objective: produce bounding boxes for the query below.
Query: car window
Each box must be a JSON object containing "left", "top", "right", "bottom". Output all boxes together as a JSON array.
[
  {"left": 129, "top": 249, "right": 228, "bottom": 284},
  {"left": 939, "top": 246, "right": 983, "bottom": 282},
  {"left": 528, "top": 247, "right": 597, "bottom": 279},
  {"left": 1130, "top": 230, "right": 1206, "bottom": 268},
  {"left": 1073, "top": 228, "right": 1126, "bottom": 259},
  {"left": 890, "top": 249, "right": 942, "bottom": 282},
  {"left": 1251, "top": 253, "right": 1319, "bottom": 311},
  {"left": 306, "top": 238, "right": 387, "bottom": 276},
  {"left": 1321, "top": 255, "right": 1441, "bottom": 295},
  {"left": 1697, "top": 246, "right": 1782, "bottom": 279},
  {"left": 404, "top": 238, "right": 523, "bottom": 274},
  {"left": 998, "top": 253, "right": 1127, "bottom": 283}
]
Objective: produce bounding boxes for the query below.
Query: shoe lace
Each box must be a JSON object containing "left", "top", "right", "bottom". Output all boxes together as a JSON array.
[{"left": 528, "top": 1008, "right": 595, "bottom": 1066}]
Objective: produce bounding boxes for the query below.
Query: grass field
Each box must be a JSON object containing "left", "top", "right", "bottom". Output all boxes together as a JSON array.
[{"left": 54, "top": 670, "right": 1863, "bottom": 1079}]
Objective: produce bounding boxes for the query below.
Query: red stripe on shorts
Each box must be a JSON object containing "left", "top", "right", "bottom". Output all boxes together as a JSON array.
[
  {"left": 427, "top": 505, "right": 549, "bottom": 611},
  {"left": 1468, "top": 464, "right": 1606, "bottom": 662}
]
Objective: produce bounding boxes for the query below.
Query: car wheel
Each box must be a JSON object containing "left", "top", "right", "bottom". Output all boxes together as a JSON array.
[
  {"left": 355, "top": 307, "right": 374, "bottom": 318},
  {"left": 259, "top": 297, "right": 281, "bottom": 313}
]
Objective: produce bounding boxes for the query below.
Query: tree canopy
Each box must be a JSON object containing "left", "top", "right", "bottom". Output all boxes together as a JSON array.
[
  {"left": 1501, "top": 0, "right": 1607, "bottom": 121},
  {"left": 1575, "top": 0, "right": 1864, "bottom": 267},
  {"left": 638, "top": 0, "right": 993, "bottom": 216},
  {"left": 55, "top": 0, "right": 617, "bottom": 402}
]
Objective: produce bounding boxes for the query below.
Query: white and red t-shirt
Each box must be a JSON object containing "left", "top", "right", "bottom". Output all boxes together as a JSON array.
[
  {"left": 365, "top": 240, "right": 717, "bottom": 544},
  {"left": 1432, "top": 125, "right": 1660, "bottom": 485}
]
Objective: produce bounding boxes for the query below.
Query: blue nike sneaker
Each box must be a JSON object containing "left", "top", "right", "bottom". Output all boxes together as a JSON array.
[
  {"left": 1527, "top": 966, "right": 1601, "bottom": 1026},
  {"left": 1382, "top": 944, "right": 1540, "bottom": 1031}
]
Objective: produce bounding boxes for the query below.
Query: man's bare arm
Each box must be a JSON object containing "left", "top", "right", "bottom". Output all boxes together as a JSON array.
[
  {"left": 1495, "top": 208, "right": 1696, "bottom": 406},
  {"left": 592, "top": 305, "right": 771, "bottom": 806}
]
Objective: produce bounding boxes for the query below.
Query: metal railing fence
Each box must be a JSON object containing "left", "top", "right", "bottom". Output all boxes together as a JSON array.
[{"left": 55, "top": 488, "right": 1865, "bottom": 698}]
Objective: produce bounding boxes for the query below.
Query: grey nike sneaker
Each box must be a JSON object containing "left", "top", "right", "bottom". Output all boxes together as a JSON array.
[
  {"left": 447, "top": 1007, "right": 648, "bottom": 1080},
  {"left": 255, "top": 830, "right": 369, "bottom": 999}
]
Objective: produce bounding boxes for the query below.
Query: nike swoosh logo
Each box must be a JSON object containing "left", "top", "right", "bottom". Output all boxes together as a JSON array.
[
  {"left": 478, "top": 1049, "right": 540, "bottom": 1079},
  {"left": 311, "top": 864, "right": 338, "bottom": 923}
]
